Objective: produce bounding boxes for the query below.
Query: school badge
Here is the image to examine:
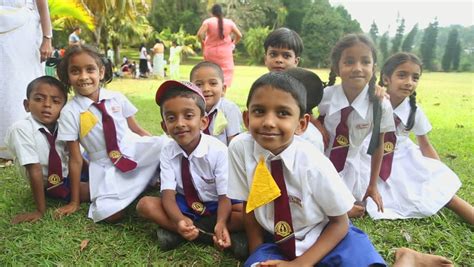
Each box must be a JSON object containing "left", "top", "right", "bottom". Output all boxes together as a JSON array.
[
  {"left": 336, "top": 135, "right": 349, "bottom": 146},
  {"left": 108, "top": 150, "right": 122, "bottom": 160},
  {"left": 384, "top": 141, "right": 394, "bottom": 154},
  {"left": 275, "top": 221, "right": 293, "bottom": 238},
  {"left": 48, "top": 174, "right": 61, "bottom": 186},
  {"left": 191, "top": 202, "right": 206, "bottom": 214}
]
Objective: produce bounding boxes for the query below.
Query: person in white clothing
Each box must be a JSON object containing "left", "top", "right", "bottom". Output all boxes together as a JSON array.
[
  {"left": 0, "top": 0, "right": 53, "bottom": 160},
  {"left": 56, "top": 44, "right": 168, "bottom": 223},
  {"left": 5, "top": 76, "right": 89, "bottom": 224},
  {"left": 190, "top": 61, "right": 242, "bottom": 145},
  {"left": 361, "top": 52, "right": 473, "bottom": 224}
]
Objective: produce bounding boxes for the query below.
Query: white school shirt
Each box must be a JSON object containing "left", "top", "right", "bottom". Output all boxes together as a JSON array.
[
  {"left": 393, "top": 98, "right": 432, "bottom": 147},
  {"left": 160, "top": 134, "right": 229, "bottom": 202},
  {"left": 299, "top": 122, "right": 324, "bottom": 153},
  {"left": 206, "top": 98, "right": 242, "bottom": 145},
  {"left": 58, "top": 88, "right": 136, "bottom": 159},
  {"left": 5, "top": 115, "right": 68, "bottom": 183},
  {"left": 318, "top": 84, "right": 395, "bottom": 200},
  {"left": 227, "top": 133, "right": 355, "bottom": 256}
]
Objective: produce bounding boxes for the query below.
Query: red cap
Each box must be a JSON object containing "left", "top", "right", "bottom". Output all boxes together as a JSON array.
[{"left": 155, "top": 80, "right": 205, "bottom": 106}]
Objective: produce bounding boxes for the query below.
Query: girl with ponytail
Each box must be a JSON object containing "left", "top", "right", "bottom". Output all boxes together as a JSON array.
[
  {"left": 363, "top": 52, "right": 473, "bottom": 224},
  {"left": 318, "top": 34, "right": 395, "bottom": 218}
]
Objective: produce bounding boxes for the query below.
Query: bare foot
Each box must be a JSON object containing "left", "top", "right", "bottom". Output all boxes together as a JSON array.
[
  {"left": 393, "top": 247, "right": 453, "bottom": 267},
  {"left": 347, "top": 204, "right": 365, "bottom": 218}
]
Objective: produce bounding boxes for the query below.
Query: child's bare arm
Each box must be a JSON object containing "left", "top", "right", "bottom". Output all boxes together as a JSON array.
[
  {"left": 214, "top": 195, "right": 232, "bottom": 249},
  {"left": 162, "top": 190, "right": 199, "bottom": 240},
  {"left": 55, "top": 141, "right": 81, "bottom": 218},
  {"left": 243, "top": 202, "right": 264, "bottom": 254},
  {"left": 417, "top": 135, "right": 440, "bottom": 160},
  {"left": 363, "top": 133, "right": 384, "bottom": 212},
  {"left": 261, "top": 215, "right": 349, "bottom": 266},
  {"left": 127, "top": 116, "right": 151, "bottom": 136},
  {"left": 11, "top": 163, "right": 46, "bottom": 224}
]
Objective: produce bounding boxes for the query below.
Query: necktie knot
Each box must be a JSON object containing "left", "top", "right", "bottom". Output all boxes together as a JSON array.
[
  {"left": 340, "top": 106, "right": 353, "bottom": 120},
  {"left": 39, "top": 128, "right": 56, "bottom": 145},
  {"left": 203, "top": 109, "right": 218, "bottom": 135}
]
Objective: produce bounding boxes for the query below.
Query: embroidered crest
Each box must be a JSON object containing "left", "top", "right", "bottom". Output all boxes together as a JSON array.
[
  {"left": 336, "top": 135, "right": 349, "bottom": 146},
  {"left": 384, "top": 141, "right": 395, "bottom": 153},
  {"left": 191, "top": 202, "right": 205, "bottom": 214},
  {"left": 48, "top": 174, "right": 61, "bottom": 185},
  {"left": 356, "top": 123, "right": 370, "bottom": 129},
  {"left": 275, "top": 221, "right": 292, "bottom": 238},
  {"left": 108, "top": 150, "right": 122, "bottom": 159}
]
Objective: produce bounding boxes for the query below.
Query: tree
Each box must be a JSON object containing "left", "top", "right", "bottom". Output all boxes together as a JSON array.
[
  {"left": 334, "top": 5, "right": 361, "bottom": 34},
  {"left": 442, "top": 28, "right": 459, "bottom": 71},
  {"left": 420, "top": 19, "right": 439, "bottom": 71},
  {"left": 369, "top": 21, "right": 379, "bottom": 44},
  {"left": 391, "top": 18, "right": 405, "bottom": 54},
  {"left": 149, "top": 0, "right": 205, "bottom": 35},
  {"left": 243, "top": 26, "right": 271, "bottom": 64},
  {"left": 452, "top": 41, "right": 461, "bottom": 71},
  {"left": 379, "top": 31, "right": 390, "bottom": 64},
  {"left": 401, "top": 24, "right": 418, "bottom": 52},
  {"left": 282, "top": 0, "right": 312, "bottom": 32}
]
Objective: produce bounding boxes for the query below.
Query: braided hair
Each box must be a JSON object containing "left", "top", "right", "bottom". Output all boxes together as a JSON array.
[
  {"left": 329, "top": 33, "right": 381, "bottom": 155},
  {"left": 211, "top": 4, "right": 224, "bottom": 40},
  {"left": 57, "top": 44, "right": 113, "bottom": 92},
  {"left": 380, "top": 52, "right": 422, "bottom": 131}
]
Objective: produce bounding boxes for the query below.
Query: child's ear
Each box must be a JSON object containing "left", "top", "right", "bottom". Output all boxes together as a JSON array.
[
  {"left": 99, "top": 66, "right": 105, "bottom": 80},
  {"left": 23, "top": 99, "right": 30, "bottom": 112},
  {"left": 243, "top": 110, "right": 249, "bottom": 130},
  {"left": 200, "top": 115, "right": 209, "bottom": 131},
  {"left": 382, "top": 74, "right": 390, "bottom": 86},
  {"left": 295, "top": 56, "right": 300, "bottom": 66},
  {"left": 295, "top": 113, "right": 310, "bottom": 135},
  {"left": 160, "top": 121, "right": 168, "bottom": 134},
  {"left": 221, "top": 84, "right": 227, "bottom": 97}
]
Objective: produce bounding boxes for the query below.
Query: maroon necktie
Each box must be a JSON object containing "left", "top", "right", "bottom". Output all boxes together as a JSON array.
[
  {"left": 181, "top": 156, "right": 210, "bottom": 216},
  {"left": 93, "top": 100, "right": 137, "bottom": 172},
  {"left": 329, "top": 106, "right": 353, "bottom": 172},
  {"left": 379, "top": 116, "right": 401, "bottom": 181},
  {"left": 271, "top": 160, "right": 296, "bottom": 260},
  {"left": 39, "top": 128, "right": 69, "bottom": 198},
  {"left": 203, "top": 109, "right": 218, "bottom": 135}
]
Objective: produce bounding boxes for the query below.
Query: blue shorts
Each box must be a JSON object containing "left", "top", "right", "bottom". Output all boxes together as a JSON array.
[
  {"left": 175, "top": 193, "right": 242, "bottom": 221},
  {"left": 244, "top": 224, "right": 386, "bottom": 267},
  {"left": 45, "top": 172, "right": 89, "bottom": 202}
]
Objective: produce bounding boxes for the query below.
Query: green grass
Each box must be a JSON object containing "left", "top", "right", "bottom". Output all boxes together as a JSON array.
[{"left": 1, "top": 65, "right": 473, "bottom": 266}]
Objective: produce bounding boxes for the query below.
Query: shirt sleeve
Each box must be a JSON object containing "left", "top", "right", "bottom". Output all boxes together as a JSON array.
[
  {"left": 5, "top": 122, "right": 40, "bottom": 166},
  {"left": 159, "top": 144, "right": 178, "bottom": 192},
  {"left": 227, "top": 137, "right": 249, "bottom": 201},
  {"left": 412, "top": 106, "right": 432, "bottom": 136},
  {"left": 57, "top": 104, "right": 80, "bottom": 141},
  {"left": 379, "top": 98, "right": 396, "bottom": 133},
  {"left": 117, "top": 93, "right": 138, "bottom": 118},
  {"left": 224, "top": 102, "right": 242, "bottom": 137},
  {"left": 213, "top": 145, "right": 229, "bottom": 196}
]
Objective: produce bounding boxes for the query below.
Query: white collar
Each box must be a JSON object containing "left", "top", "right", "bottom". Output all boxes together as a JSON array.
[
  {"left": 169, "top": 133, "right": 208, "bottom": 160},
  {"left": 206, "top": 98, "right": 222, "bottom": 116},
  {"left": 328, "top": 84, "right": 370, "bottom": 119},
  {"left": 27, "top": 114, "right": 56, "bottom": 134},
  {"left": 73, "top": 88, "right": 115, "bottom": 112},
  {"left": 393, "top": 97, "right": 411, "bottom": 125},
  {"left": 252, "top": 137, "right": 297, "bottom": 172}
]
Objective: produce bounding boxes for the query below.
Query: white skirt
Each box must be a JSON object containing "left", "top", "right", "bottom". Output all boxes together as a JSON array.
[
  {"left": 365, "top": 140, "right": 461, "bottom": 220},
  {"left": 88, "top": 135, "right": 169, "bottom": 222}
]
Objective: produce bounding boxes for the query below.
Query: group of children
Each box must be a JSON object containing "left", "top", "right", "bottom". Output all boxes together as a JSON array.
[{"left": 5, "top": 27, "right": 473, "bottom": 266}]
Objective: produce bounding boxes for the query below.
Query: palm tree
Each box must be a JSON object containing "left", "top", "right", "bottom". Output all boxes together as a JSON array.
[{"left": 48, "top": 0, "right": 94, "bottom": 30}]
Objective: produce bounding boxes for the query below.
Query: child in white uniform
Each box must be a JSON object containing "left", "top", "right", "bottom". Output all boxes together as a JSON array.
[
  {"left": 5, "top": 76, "right": 89, "bottom": 224},
  {"left": 56, "top": 44, "right": 168, "bottom": 222},
  {"left": 190, "top": 61, "right": 242, "bottom": 145},
  {"left": 318, "top": 34, "right": 395, "bottom": 217},
  {"left": 136, "top": 81, "right": 244, "bottom": 254},
  {"left": 363, "top": 52, "right": 474, "bottom": 224},
  {"left": 228, "top": 72, "right": 385, "bottom": 266}
]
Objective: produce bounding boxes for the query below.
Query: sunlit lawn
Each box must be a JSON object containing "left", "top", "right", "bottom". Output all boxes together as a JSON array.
[{"left": 0, "top": 63, "right": 472, "bottom": 266}]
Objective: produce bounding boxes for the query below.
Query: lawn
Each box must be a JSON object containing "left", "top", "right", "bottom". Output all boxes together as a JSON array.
[{"left": 0, "top": 64, "right": 472, "bottom": 266}]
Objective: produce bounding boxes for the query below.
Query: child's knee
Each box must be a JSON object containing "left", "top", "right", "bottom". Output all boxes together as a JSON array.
[{"left": 136, "top": 196, "right": 157, "bottom": 215}]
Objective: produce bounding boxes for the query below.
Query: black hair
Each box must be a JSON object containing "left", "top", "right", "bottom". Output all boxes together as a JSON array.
[
  {"left": 264, "top": 27, "right": 304, "bottom": 57},
  {"left": 328, "top": 33, "right": 380, "bottom": 155},
  {"left": 379, "top": 52, "right": 423, "bottom": 131},
  {"left": 189, "top": 61, "right": 224, "bottom": 82},
  {"left": 211, "top": 4, "right": 224, "bottom": 39},
  {"left": 158, "top": 88, "right": 206, "bottom": 117},
  {"left": 284, "top": 67, "right": 324, "bottom": 114},
  {"left": 26, "top": 75, "right": 69, "bottom": 102},
  {"left": 247, "top": 72, "right": 306, "bottom": 118},
  {"left": 57, "top": 44, "right": 113, "bottom": 92}
]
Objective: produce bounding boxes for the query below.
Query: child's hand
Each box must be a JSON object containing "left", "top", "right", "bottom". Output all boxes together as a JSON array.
[
  {"left": 363, "top": 185, "right": 384, "bottom": 212},
  {"left": 11, "top": 211, "right": 43, "bottom": 224},
  {"left": 54, "top": 202, "right": 80, "bottom": 218},
  {"left": 177, "top": 218, "right": 199, "bottom": 241},
  {"left": 213, "top": 222, "right": 231, "bottom": 249},
  {"left": 374, "top": 85, "right": 390, "bottom": 101}
]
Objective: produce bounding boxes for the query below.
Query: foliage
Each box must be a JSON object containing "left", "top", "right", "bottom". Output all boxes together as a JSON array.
[
  {"left": 243, "top": 27, "right": 271, "bottom": 65},
  {"left": 390, "top": 18, "right": 405, "bottom": 54},
  {"left": 369, "top": 21, "right": 379, "bottom": 45},
  {"left": 379, "top": 32, "right": 390, "bottom": 65},
  {"left": 452, "top": 41, "right": 461, "bottom": 71},
  {"left": 441, "top": 29, "right": 460, "bottom": 71},
  {"left": 226, "top": 0, "right": 285, "bottom": 33},
  {"left": 401, "top": 24, "right": 418, "bottom": 52},
  {"left": 282, "top": 0, "right": 312, "bottom": 33},
  {"left": 1, "top": 68, "right": 473, "bottom": 266},
  {"left": 419, "top": 19, "right": 439, "bottom": 71},
  {"left": 48, "top": 0, "right": 94, "bottom": 30},
  {"left": 301, "top": 0, "right": 361, "bottom": 67},
  {"left": 148, "top": 0, "right": 205, "bottom": 35}
]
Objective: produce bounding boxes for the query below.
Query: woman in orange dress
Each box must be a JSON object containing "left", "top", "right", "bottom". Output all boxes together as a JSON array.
[{"left": 197, "top": 4, "right": 242, "bottom": 88}]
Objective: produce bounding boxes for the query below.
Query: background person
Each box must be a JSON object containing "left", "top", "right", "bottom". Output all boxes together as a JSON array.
[{"left": 197, "top": 4, "right": 242, "bottom": 88}]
